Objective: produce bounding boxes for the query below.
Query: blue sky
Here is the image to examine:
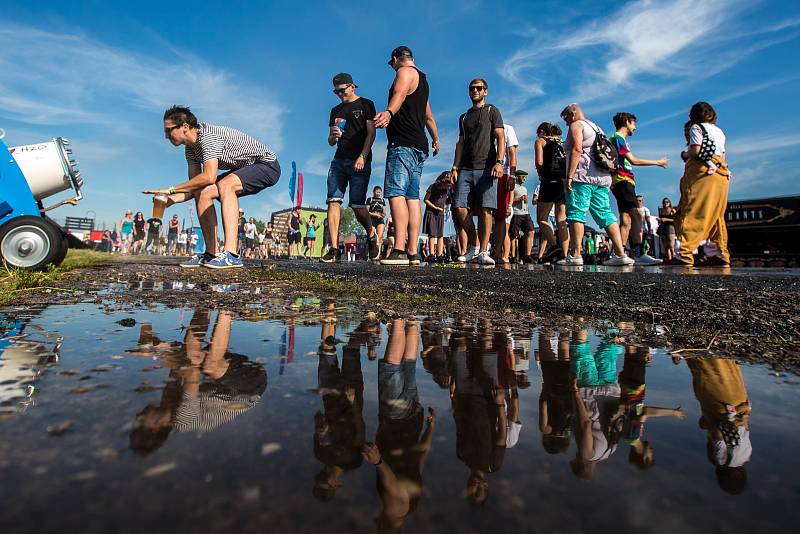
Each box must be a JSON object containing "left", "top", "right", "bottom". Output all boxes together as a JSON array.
[{"left": 2, "top": 0, "right": 799, "bottom": 230}]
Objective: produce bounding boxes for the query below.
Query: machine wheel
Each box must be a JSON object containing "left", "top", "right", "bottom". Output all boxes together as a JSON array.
[{"left": 0, "top": 216, "right": 64, "bottom": 270}]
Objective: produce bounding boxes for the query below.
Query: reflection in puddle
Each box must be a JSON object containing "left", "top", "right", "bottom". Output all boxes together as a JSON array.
[
  {"left": 127, "top": 310, "right": 267, "bottom": 454},
  {"left": 0, "top": 303, "right": 794, "bottom": 533}
]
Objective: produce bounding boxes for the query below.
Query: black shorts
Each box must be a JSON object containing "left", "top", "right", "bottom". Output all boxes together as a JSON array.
[
  {"left": 611, "top": 181, "right": 638, "bottom": 212},
  {"left": 538, "top": 179, "right": 565, "bottom": 203},
  {"left": 287, "top": 231, "right": 301, "bottom": 245},
  {"left": 509, "top": 214, "right": 535, "bottom": 237},
  {"left": 220, "top": 160, "right": 281, "bottom": 197}
]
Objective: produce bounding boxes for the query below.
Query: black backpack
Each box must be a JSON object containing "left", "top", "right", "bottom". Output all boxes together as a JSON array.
[
  {"left": 586, "top": 121, "right": 618, "bottom": 173},
  {"left": 545, "top": 138, "right": 567, "bottom": 179}
]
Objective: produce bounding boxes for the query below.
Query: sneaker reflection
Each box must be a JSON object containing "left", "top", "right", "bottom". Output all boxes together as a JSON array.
[{"left": 128, "top": 310, "right": 267, "bottom": 455}]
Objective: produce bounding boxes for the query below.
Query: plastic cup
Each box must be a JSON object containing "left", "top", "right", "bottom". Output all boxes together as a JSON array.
[
  {"left": 336, "top": 118, "right": 346, "bottom": 134},
  {"left": 152, "top": 193, "right": 168, "bottom": 219}
]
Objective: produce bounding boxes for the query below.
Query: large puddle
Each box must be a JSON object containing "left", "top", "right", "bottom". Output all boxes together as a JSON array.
[{"left": 1, "top": 300, "right": 798, "bottom": 533}]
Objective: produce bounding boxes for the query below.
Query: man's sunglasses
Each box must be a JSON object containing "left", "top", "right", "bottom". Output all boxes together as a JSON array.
[
  {"left": 164, "top": 124, "right": 181, "bottom": 134},
  {"left": 332, "top": 85, "right": 352, "bottom": 95},
  {"left": 469, "top": 85, "right": 486, "bottom": 92}
]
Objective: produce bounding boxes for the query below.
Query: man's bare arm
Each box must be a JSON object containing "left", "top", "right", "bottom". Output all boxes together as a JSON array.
[{"left": 425, "top": 101, "right": 440, "bottom": 156}]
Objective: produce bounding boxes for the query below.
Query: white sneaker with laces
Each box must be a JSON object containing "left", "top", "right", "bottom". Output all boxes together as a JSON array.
[
  {"left": 604, "top": 253, "right": 635, "bottom": 266},
  {"left": 458, "top": 247, "right": 480, "bottom": 263},
  {"left": 477, "top": 251, "right": 495, "bottom": 265},
  {"left": 634, "top": 253, "right": 663, "bottom": 266},
  {"left": 556, "top": 254, "right": 583, "bottom": 266}
]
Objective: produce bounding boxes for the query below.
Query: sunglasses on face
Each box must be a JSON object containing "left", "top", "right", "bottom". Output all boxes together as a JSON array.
[
  {"left": 469, "top": 85, "right": 486, "bottom": 92},
  {"left": 332, "top": 85, "right": 351, "bottom": 95},
  {"left": 164, "top": 124, "right": 181, "bottom": 134}
]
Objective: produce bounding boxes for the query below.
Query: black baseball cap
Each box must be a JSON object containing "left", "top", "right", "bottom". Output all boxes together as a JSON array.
[
  {"left": 388, "top": 46, "right": 413, "bottom": 65},
  {"left": 332, "top": 73, "right": 357, "bottom": 87}
]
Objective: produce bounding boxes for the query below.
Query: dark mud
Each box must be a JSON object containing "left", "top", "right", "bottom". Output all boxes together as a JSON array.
[{"left": 9, "top": 256, "right": 800, "bottom": 373}]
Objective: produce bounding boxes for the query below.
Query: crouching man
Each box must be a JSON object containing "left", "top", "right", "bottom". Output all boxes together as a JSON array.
[{"left": 144, "top": 105, "right": 280, "bottom": 269}]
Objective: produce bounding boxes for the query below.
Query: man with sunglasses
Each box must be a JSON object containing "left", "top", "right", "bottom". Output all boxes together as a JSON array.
[
  {"left": 373, "top": 46, "right": 440, "bottom": 266},
  {"left": 320, "top": 73, "right": 378, "bottom": 263},
  {"left": 450, "top": 78, "right": 506, "bottom": 266},
  {"left": 144, "top": 105, "right": 280, "bottom": 269}
]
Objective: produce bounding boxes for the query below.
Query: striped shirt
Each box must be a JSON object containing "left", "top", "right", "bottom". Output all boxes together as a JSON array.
[
  {"left": 185, "top": 122, "right": 277, "bottom": 170},
  {"left": 173, "top": 391, "right": 260, "bottom": 434}
]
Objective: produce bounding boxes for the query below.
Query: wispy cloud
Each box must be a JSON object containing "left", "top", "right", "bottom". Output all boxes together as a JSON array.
[{"left": 0, "top": 23, "right": 285, "bottom": 151}]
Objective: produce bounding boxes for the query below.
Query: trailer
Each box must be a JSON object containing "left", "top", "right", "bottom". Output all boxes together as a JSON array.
[{"left": 0, "top": 128, "right": 84, "bottom": 270}]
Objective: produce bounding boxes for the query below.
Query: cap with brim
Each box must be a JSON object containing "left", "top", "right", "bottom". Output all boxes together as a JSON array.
[
  {"left": 388, "top": 46, "right": 413, "bottom": 65},
  {"left": 514, "top": 169, "right": 529, "bottom": 177},
  {"left": 332, "top": 72, "right": 357, "bottom": 87}
]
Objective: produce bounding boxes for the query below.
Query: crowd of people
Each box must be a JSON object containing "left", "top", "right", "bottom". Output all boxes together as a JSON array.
[
  {"left": 122, "top": 46, "right": 730, "bottom": 270},
  {"left": 315, "top": 47, "right": 730, "bottom": 268}
]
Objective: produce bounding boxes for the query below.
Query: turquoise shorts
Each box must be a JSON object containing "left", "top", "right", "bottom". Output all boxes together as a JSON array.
[{"left": 566, "top": 182, "right": 617, "bottom": 229}]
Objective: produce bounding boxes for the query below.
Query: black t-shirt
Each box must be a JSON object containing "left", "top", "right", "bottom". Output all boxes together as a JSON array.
[
  {"left": 367, "top": 196, "right": 386, "bottom": 216},
  {"left": 457, "top": 104, "right": 504, "bottom": 170},
  {"left": 329, "top": 97, "right": 376, "bottom": 161},
  {"left": 424, "top": 184, "right": 449, "bottom": 209},
  {"left": 146, "top": 218, "right": 162, "bottom": 235},
  {"left": 387, "top": 67, "right": 430, "bottom": 154},
  {"left": 289, "top": 214, "right": 301, "bottom": 231}
]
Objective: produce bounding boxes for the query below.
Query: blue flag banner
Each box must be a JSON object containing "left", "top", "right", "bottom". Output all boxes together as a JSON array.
[{"left": 289, "top": 161, "right": 297, "bottom": 205}]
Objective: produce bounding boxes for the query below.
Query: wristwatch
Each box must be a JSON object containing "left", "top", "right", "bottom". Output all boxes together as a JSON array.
[{"left": 496, "top": 159, "right": 505, "bottom": 166}]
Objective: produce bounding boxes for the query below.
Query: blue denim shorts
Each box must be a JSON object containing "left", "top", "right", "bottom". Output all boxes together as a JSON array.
[
  {"left": 327, "top": 157, "right": 371, "bottom": 207},
  {"left": 454, "top": 168, "right": 497, "bottom": 209},
  {"left": 378, "top": 359, "right": 422, "bottom": 420},
  {"left": 384, "top": 146, "right": 427, "bottom": 199}
]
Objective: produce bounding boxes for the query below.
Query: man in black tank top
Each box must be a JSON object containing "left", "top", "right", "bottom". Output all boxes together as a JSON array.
[{"left": 373, "top": 46, "right": 441, "bottom": 266}]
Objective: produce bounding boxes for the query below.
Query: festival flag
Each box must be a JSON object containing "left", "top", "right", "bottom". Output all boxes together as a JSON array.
[
  {"left": 296, "top": 172, "right": 304, "bottom": 208},
  {"left": 289, "top": 161, "right": 297, "bottom": 205}
]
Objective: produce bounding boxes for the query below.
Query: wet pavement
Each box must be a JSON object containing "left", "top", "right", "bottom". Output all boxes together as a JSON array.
[{"left": 1, "top": 299, "right": 798, "bottom": 533}]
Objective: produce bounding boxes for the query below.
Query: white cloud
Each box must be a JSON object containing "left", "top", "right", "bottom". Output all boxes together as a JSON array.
[{"left": 0, "top": 23, "right": 285, "bottom": 151}]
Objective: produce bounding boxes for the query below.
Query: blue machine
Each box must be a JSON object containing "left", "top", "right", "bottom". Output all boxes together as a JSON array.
[{"left": 0, "top": 129, "right": 84, "bottom": 270}]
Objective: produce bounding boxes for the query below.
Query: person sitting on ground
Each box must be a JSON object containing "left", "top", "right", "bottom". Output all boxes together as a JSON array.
[
  {"left": 558, "top": 104, "right": 633, "bottom": 266},
  {"left": 144, "top": 105, "right": 280, "bottom": 269}
]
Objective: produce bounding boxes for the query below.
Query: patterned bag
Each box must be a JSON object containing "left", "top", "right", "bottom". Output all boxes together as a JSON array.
[
  {"left": 697, "top": 124, "right": 717, "bottom": 162},
  {"left": 587, "top": 122, "right": 618, "bottom": 173}
]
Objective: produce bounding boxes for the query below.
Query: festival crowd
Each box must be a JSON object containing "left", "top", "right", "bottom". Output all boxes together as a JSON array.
[{"left": 130, "top": 46, "right": 731, "bottom": 270}]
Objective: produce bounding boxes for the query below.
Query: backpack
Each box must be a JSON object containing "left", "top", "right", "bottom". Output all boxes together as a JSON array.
[
  {"left": 586, "top": 121, "right": 618, "bottom": 173},
  {"left": 545, "top": 138, "right": 567, "bottom": 179}
]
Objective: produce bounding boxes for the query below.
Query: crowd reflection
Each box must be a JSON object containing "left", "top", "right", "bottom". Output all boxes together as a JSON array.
[
  {"left": 319, "top": 313, "right": 754, "bottom": 513},
  {"left": 111, "top": 305, "right": 754, "bottom": 519}
]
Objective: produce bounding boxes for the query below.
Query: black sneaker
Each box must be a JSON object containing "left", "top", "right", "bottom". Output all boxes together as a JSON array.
[
  {"left": 380, "top": 250, "right": 410, "bottom": 265},
  {"left": 319, "top": 249, "right": 340, "bottom": 263},
  {"left": 542, "top": 246, "right": 562, "bottom": 264},
  {"left": 408, "top": 253, "right": 421, "bottom": 266},
  {"left": 368, "top": 236, "right": 379, "bottom": 260}
]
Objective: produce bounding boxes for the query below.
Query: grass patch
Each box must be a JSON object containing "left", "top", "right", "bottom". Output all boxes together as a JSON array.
[{"left": 0, "top": 249, "right": 108, "bottom": 305}]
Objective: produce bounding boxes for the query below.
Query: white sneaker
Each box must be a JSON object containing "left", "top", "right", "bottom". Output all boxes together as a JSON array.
[
  {"left": 604, "top": 253, "right": 635, "bottom": 266},
  {"left": 634, "top": 253, "right": 663, "bottom": 266},
  {"left": 458, "top": 247, "right": 480, "bottom": 263},
  {"left": 556, "top": 254, "right": 583, "bottom": 266},
  {"left": 477, "top": 251, "right": 495, "bottom": 265}
]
